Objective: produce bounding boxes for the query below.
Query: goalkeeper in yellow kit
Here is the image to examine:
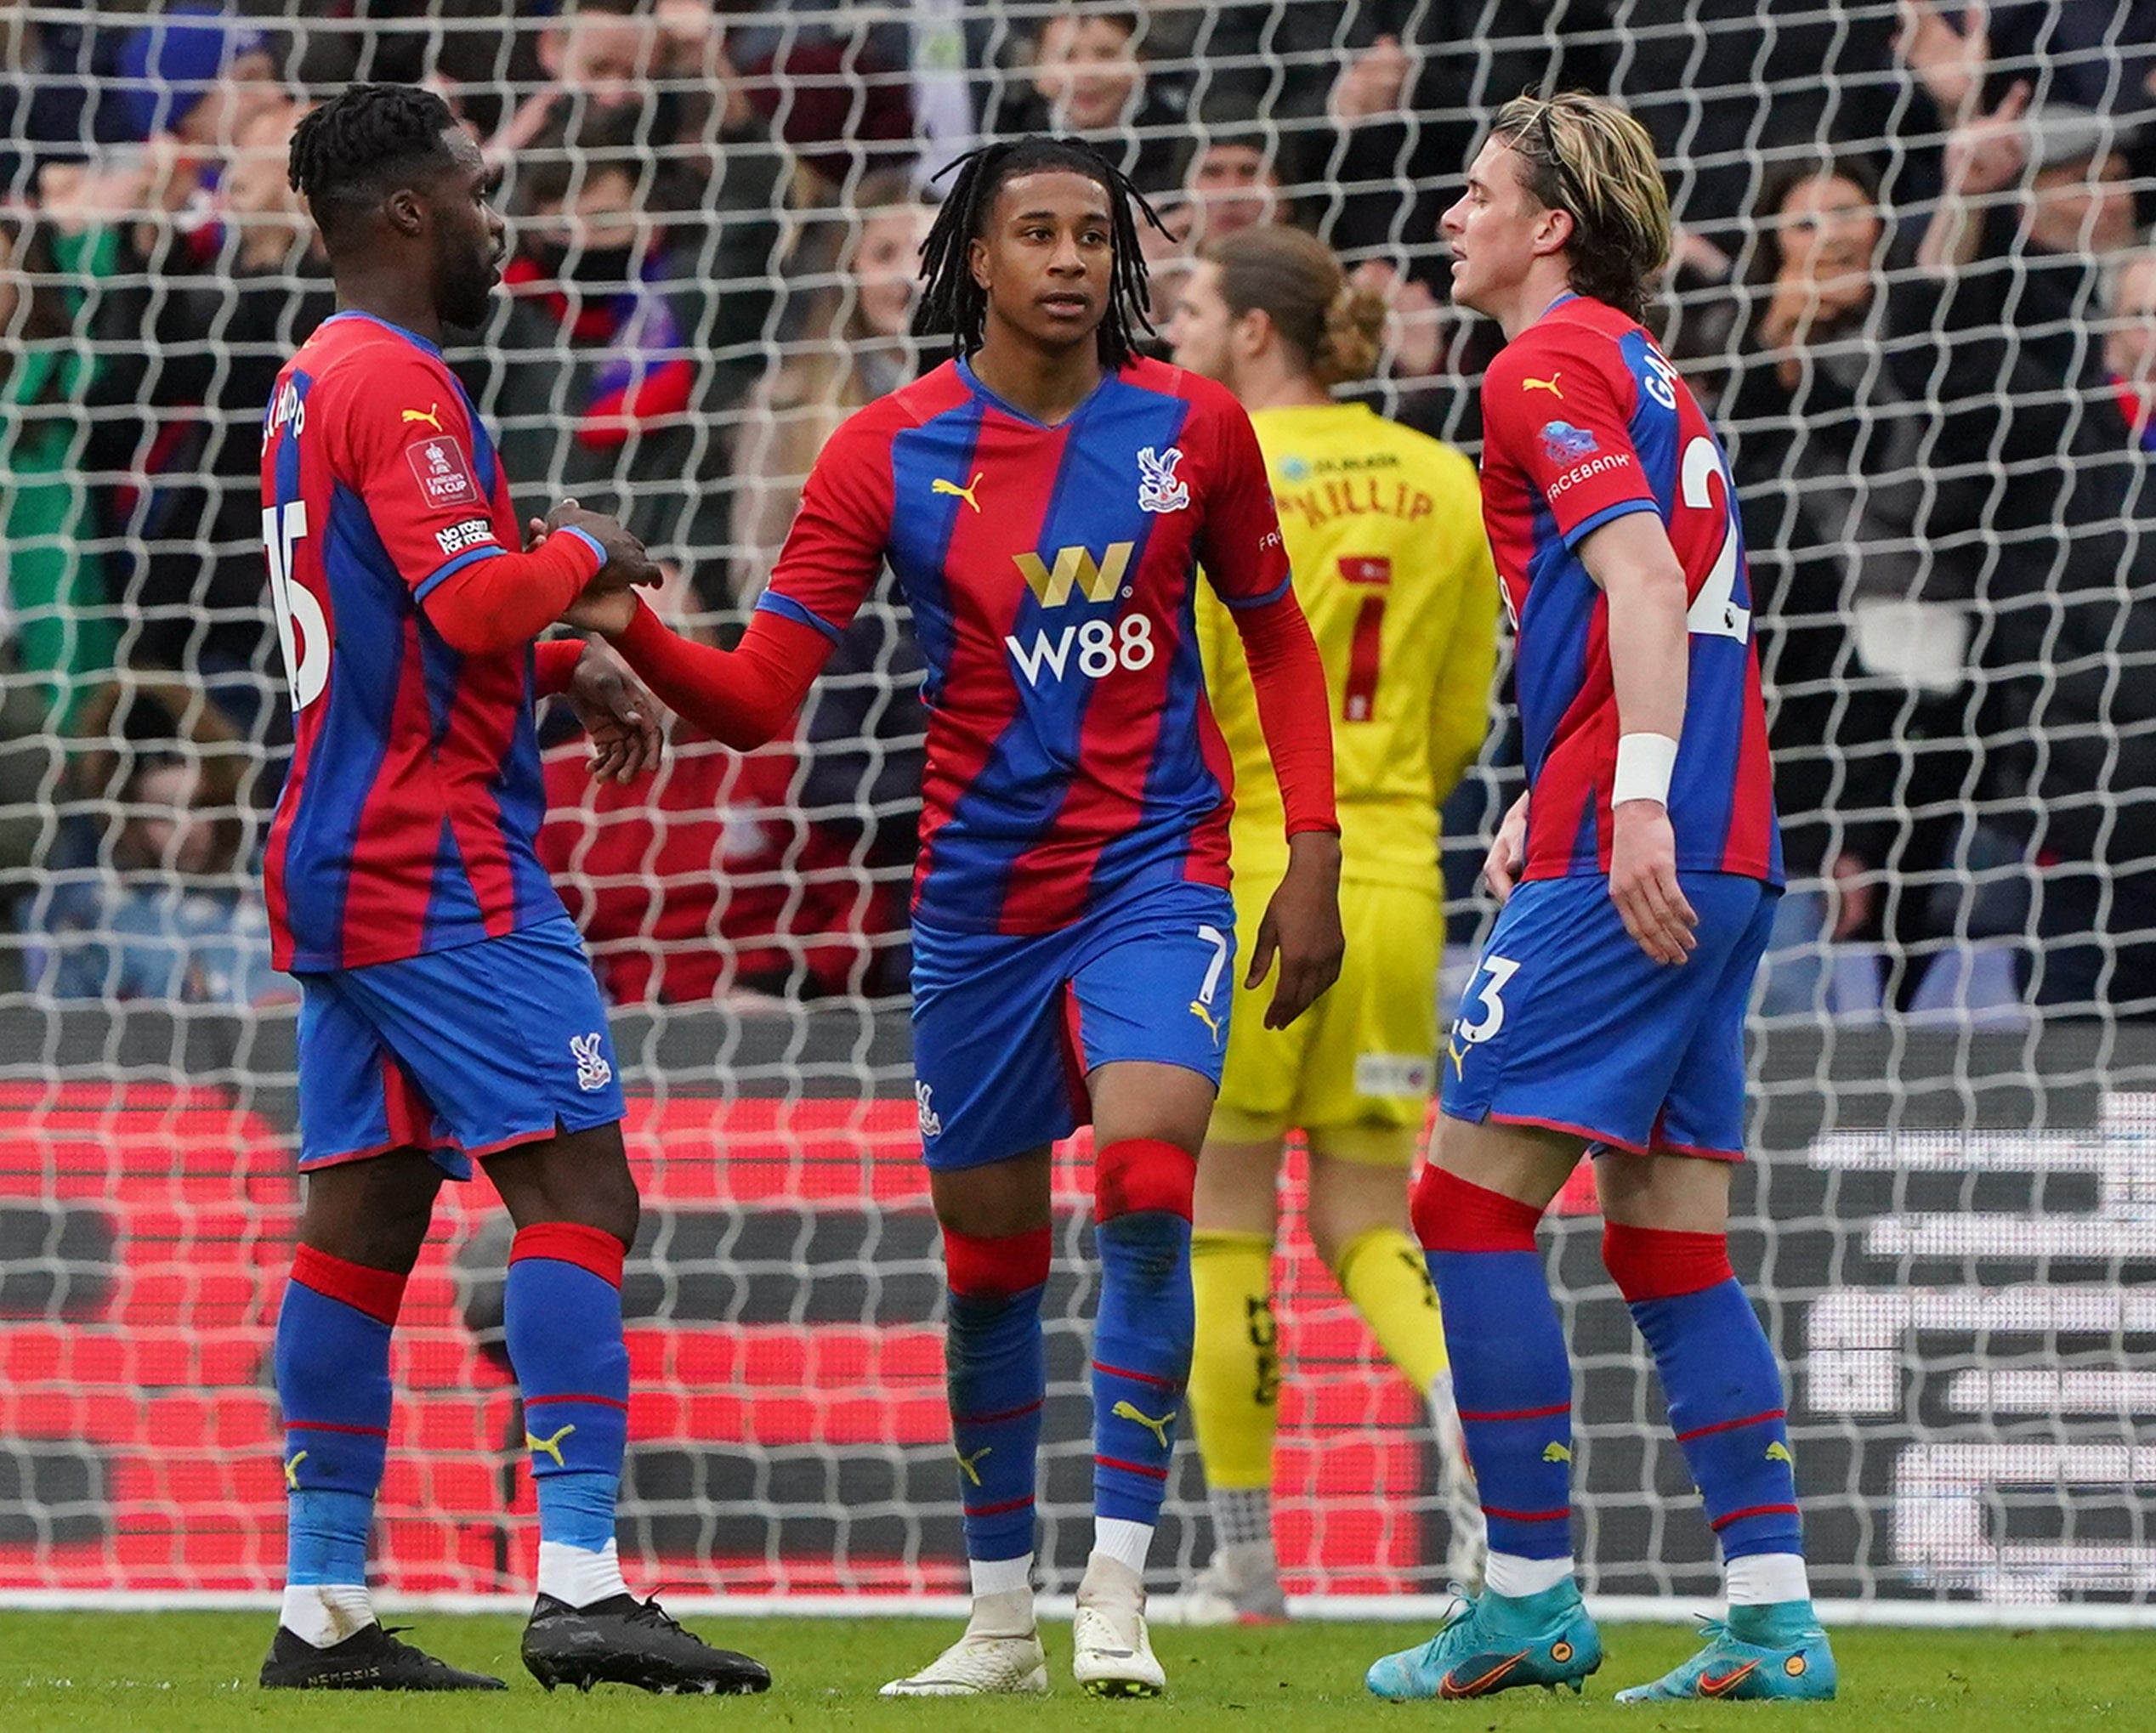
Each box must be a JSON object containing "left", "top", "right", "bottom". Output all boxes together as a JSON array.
[{"left": 1167, "top": 224, "right": 1499, "bottom": 1621}]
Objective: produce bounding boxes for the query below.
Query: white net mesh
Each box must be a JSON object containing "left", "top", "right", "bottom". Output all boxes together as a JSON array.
[{"left": 2, "top": 0, "right": 2155, "bottom": 1616}]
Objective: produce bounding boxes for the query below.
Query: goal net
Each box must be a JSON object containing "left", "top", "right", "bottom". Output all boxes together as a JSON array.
[{"left": 2, "top": 0, "right": 2153, "bottom": 1619}]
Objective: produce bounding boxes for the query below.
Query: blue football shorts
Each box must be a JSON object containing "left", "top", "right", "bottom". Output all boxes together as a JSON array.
[
  {"left": 1440, "top": 871, "right": 1778, "bottom": 1161},
  {"left": 909, "top": 879, "right": 1238, "bottom": 1170},
  {"left": 293, "top": 915, "right": 626, "bottom": 1178}
]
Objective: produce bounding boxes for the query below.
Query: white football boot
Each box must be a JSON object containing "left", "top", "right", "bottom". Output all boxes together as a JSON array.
[{"left": 1072, "top": 1556, "right": 1166, "bottom": 1698}]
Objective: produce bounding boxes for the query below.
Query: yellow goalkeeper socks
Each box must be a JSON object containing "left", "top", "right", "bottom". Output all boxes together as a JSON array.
[
  {"left": 1333, "top": 1225, "right": 1451, "bottom": 1393},
  {"left": 1188, "top": 1231, "right": 1279, "bottom": 1495}
]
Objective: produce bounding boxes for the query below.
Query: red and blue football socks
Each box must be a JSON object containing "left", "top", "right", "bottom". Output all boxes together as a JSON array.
[
  {"left": 943, "top": 1224, "right": 1052, "bottom": 1592},
  {"left": 1413, "top": 1165, "right": 1575, "bottom": 1574},
  {"left": 1089, "top": 1138, "right": 1196, "bottom": 1568},
  {"left": 505, "top": 1221, "right": 632, "bottom": 1606},
  {"left": 1603, "top": 1222, "right": 1810, "bottom": 1600},
  {"left": 275, "top": 1244, "right": 403, "bottom": 1643}
]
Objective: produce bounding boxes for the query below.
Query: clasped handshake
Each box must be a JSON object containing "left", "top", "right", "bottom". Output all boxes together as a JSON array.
[
  {"left": 528, "top": 498, "right": 658, "bottom": 641},
  {"left": 526, "top": 499, "right": 666, "bottom": 784}
]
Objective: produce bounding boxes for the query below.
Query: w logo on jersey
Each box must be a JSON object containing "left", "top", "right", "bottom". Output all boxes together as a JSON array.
[
  {"left": 1136, "top": 445, "right": 1189, "bottom": 513},
  {"left": 570, "top": 1033, "right": 612, "bottom": 1093},
  {"left": 1013, "top": 542, "right": 1133, "bottom": 607}
]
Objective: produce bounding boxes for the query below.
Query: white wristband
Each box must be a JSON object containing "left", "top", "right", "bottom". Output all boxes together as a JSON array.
[{"left": 1612, "top": 732, "right": 1679, "bottom": 807}]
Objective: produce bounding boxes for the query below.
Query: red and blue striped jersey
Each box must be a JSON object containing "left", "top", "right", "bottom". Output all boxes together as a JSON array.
[
  {"left": 765, "top": 355, "right": 1292, "bottom": 935},
  {"left": 1479, "top": 295, "right": 1781, "bottom": 886},
  {"left": 260, "top": 312, "right": 565, "bottom": 971}
]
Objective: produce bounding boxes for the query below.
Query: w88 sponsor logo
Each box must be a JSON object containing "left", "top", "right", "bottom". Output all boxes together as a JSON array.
[{"left": 1005, "top": 614, "right": 1156, "bottom": 687}]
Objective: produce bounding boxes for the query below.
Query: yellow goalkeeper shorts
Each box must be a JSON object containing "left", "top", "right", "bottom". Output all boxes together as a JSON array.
[{"left": 1211, "top": 876, "right": 1439, "bottom": 1164}]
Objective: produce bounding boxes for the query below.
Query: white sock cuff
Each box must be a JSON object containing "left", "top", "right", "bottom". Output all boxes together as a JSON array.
[
  {"left": 1092, "top": 1516, "right": 1155, "bottom": 1574},
  {"left": 536, "top": 1538, "right": 630, "bottom": 1609},
  {"left": 1483, "top": 1551, "right": 1575, "bottom": 1598},
  {"left": 280, "top": 1582, "right": 376, "bottom": 1649},
  {"left": 969, "top": 1552, "right": 1035, "bottom": 1598},
  {"left": 1725, "top": 1551, "right": 1811, "bottom": 1606}
]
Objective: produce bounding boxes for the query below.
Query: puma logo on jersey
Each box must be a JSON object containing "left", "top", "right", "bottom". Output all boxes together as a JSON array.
[
  {"left": 1766, "top": 1441, "right": 1795, "bottom": 1465},
  {"left": 1543, "top": 1441, "right": 1572, "bottom": 1464},
  {"left": 283, "top": 1450, "right": 308, "bottom": 1491},
  {"left": 932, "top": 472, "right": 983, "bottom": 513},
  {"left": 1112, "top": 1401, "right": 1177, "bottom": 1448},
  {"left": 527, "top": 1424, "right": 576, "bottom": 1467},
  {"left": 956, "top": 1446, "right": 992, "bottom": 1487},
  {"left": 1189, "top": 999, "right": 1223, "bottom": 1046},
  {"left": 401, "top": 403, "right": 445, "bottom": 431},
  {"left": 1522, "top": 372, "right": 1563, "bottom": 397}
]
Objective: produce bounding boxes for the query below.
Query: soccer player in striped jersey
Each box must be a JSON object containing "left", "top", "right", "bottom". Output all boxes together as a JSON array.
[
  {"left": 567, "top": 136, "right": 1345, "bottom": 1697},
  {"left": 258, "top": 83, "right": 769, "bottom": 1696},
  {"left": 1363, "top": 95, "right": 1837, "bottom": 1703},
  {"left": 1166, "top": 224, "right": 1498, "bottom": 1620}
]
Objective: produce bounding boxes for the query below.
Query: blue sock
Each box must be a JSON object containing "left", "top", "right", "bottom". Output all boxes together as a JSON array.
[
  {"left": 1604, "top": 1225, "right": 1804, "bottom": 1566},
  {"left": 1091, "top": 1207, "right": 1194, "bottom": 1528},
  {"left": 504, "top": 1223, "right": 630, "bottom": 1555},
  {"left": 1631, "top": 1281, "right": 1803, "bottom": 1559},
  {"left": 1415, "top": 1168, "right": 1573, "bottom": 1563},
  {"left": 275, "top": 1246, "right": 402, "bottom": 1589},
  {"left": 944, "top": 1226, "right": 1052, "bottom": 1563}
]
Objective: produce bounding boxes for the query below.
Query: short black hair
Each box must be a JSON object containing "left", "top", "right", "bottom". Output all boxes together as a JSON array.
[
  {"left": 289, "top": 82, "right": 462, "bottom": 246},
  {"left": 918, "top": 136, "right": 1163, "bottom": 371}
]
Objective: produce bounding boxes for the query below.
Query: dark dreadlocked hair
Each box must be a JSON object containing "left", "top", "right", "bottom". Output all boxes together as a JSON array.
[
  {"left": 918, "top": 137, "right": 1165, "bottom": 370},
  {"left": 288, "top": 82, "right": 461, "bottom": 250}
]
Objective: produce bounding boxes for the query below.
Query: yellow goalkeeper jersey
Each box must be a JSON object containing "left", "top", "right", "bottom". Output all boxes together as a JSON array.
[{"left": 1200, "top": 401, "right": 1498, "bottom": 892}]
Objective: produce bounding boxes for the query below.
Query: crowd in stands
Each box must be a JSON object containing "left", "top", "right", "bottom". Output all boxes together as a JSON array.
[{"left": 1, "top": 1, "right": 2154, "bottom": 1020}]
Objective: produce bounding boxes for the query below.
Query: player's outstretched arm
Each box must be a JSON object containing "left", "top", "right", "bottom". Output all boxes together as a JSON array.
[
  {"left": 1577, "top": 511, "right": 1697, "bottom": 966},
  {"left": 561, "top": 592, "right": 832, "bottom": 755}
]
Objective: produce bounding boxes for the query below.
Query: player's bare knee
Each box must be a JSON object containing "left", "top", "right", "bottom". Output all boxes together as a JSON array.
[
  {"left": 1591, "top": 1149, "right": 1731, "bottom": 1234},
  {"left": 1090, "top": 1060, "right": 1215, "bottom": 1159},
  {"left": 298, "top": 1149, "right": 441, "bottom": 1272},
  {"left": 928, "top": 1148, "right": 1053, "bottom": 1239},
  {"left": 1430, "top": 1113, "right": 1585, "bottom": 1211},
  {"left": 1193, "top": 1139, "right": 1283, "bottom": 1237},
  {"left": 1305, "top": 1148, "right": 1412, "bottom": 1269},
  {"left": 483, "top": 1121, "right": 639, "bottom": 1247}
]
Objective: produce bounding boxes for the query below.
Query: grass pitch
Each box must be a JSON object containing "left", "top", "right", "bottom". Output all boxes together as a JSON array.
[{"left": 2, "top": 1612, "right": 2151, "bottom": 1730}]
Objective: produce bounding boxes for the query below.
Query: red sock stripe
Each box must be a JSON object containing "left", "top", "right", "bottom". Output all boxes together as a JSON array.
[
  {"left": 1412, "top": 1165, "right": 1546, "bottom": 1253},
  {"left": 1458, "top": 1402, "right": 1572, "bottom": 1423},
  {"left": 1093, "top": 1137, "right": 1196, "bottom": 1222},
  {"left": 287, "top": 1419, "right": 390, "bottom": 1439},
  {"left": 944, "top": 1225, "right": 1052, "bottom": 1299},
  {"left": 523, "top": 1391, "right": 631, "bottom": 1411},
  {"left": 964, "top": 1494, "right": 1036, "bottom": 1518},
  {"left": 511, "top": 1220, "right": 627, "bottom": 1288},
  {"left": 1096, "top": 1455, "right": 1170, "bottom": 1481},
  {"left": 955, "top": 1399, "right": 1045, "bottom": 1426},
  {"left": 292, "top": 1244, "right": 407, "bottom": 1326},
  {"left": 1711, "top": 1503, "right": 1802, "bottom": 1531},
  {"left": 1092, "top": 1360, "right": 1179, "bottom": 1390},
  {"left": 1675, "top": 1407, "right": 1787, "bottom": 1444},
  {"left": 1480, "top": 1504, "right": 1572, "bottom": 1523},
  {"left": 1601, "top": 1222, "right": 1734, "bottom": 1301}
]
